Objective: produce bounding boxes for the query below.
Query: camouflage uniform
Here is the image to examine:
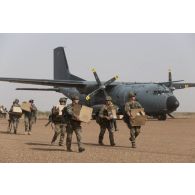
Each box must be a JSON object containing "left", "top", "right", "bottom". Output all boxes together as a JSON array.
[
  {"left": 24, "top": 100, "right": 37, "bottom": 134},
  {"left": 0, "top": 106, "right": 7, "bottom": 118},
  {"left": 65, "top": 95, "right": 85, "bottom": 152},
  {"left": 98, "top": 96, "right": 116, "bottom": 146},
  {"left": 124, "top": 93, "right": 142, "bottom": 148},
  {"left": 51, "top": 97, "right": 68, "bottom": 146},
  {"left": 8, "top": 99, "right": 22, "bottom": 134},
  {"left": 110, "top": 102, "right": 118, "bottom": 131}
]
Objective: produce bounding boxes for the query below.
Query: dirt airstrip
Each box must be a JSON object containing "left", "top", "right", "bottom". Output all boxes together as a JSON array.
[{"left": 0, "top": 118, "right": 195, "bottom": 163}]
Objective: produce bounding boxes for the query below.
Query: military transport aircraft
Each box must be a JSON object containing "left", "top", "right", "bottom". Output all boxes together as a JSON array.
[{"left": 0, "top": 47, "right": 195, "bottom": 120}]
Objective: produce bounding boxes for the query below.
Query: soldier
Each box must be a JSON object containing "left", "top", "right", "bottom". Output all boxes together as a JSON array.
[
  {"left": 23, "top": 99, "right": 37, "bottom": 135},
  {"left": 110, "top": 102, "right": 119, "bottom": 131},
  {"left": 8, "top": 99, "right": 22, "bottom": 134},
  {"left": 65, "top": 95, "right": 85, "bottom": 153},
  {"left": 98, "top": 96, "right": 116, "bottom": 146},
  {"left": 50, "top": 97, "right": 68, "bottom": 146},
  {"left": 124, "top": 92, "right": 142, "bottom": 148},
  {"left": 0, "top": 105, "right": 7, "bottom": 118}
]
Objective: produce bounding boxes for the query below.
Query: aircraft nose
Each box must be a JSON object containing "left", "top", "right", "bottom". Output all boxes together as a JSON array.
[{"left": 166, "top": 96, "right": 179, "bottom": 111}]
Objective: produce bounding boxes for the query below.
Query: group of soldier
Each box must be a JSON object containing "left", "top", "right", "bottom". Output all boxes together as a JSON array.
[
  {"left": 8, "top": 99, "right": 37, "bottom": 135},
  {"left": 48, "top": 92, "right": 142, "bottom": 153},
  {"left": 5, "top": 92, "right": 143, "bottom": 153}
]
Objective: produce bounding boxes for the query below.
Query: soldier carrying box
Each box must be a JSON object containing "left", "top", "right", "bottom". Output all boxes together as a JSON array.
[
  {"left": 8, "top": 99, "right": 22, "bottom": 134},
  {"left": 65, "top": 95, "right": 87, "bottom": 153},
  {"left": 22, "top": 99, "right": 37, "bottom": 135},
  {"left": 98, "top": 96, "right": 117, "bottom": 146},
  {"left": 124, "top": 92, "right": 145, "bottom": 148},
  {"left": 50, "top": 97, "right": 68, "bottom": 146}
]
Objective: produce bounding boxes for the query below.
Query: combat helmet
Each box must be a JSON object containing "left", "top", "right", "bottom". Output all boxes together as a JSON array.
[
  {"left": 71, "top": 95, "right": 79, "bottom": 100},
  {"left": 14, "top": 99, "right": 19, "bottom": 104},
  {"left": 128, "top": 92, "right": 136, "bottom": 98},
  {"left": 29, "top": 99, "right": 34, "bottom": 103},
  {"left": 59, "top": 97, "right": 68, "bottom": 102},
  {"left": 105, "top": 96, "right": 112, "bottom": 101}
]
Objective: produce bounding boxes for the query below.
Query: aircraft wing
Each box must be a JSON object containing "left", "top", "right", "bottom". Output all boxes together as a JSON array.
[
  {"left": 172, "top": 83, "right": 195, "bottom": 89},
  {"left": 0, "top": 77, "right": 88, "bottom": 88}
]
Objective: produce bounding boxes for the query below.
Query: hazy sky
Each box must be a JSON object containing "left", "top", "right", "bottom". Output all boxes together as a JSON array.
[{"left": 0, "top": 33, "right": 195, "bottom": 111}]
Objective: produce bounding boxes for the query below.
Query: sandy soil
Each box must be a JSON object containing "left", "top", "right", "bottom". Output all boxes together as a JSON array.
[{"left": 0, "top": 118, "right": 195, "bottom": 163}]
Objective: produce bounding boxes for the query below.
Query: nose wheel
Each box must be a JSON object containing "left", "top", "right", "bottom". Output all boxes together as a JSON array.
[{"left": 157, "top": 114, "right": 167, "bottom": 121}]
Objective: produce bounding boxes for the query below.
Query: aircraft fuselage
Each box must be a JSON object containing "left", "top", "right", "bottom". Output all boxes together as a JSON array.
[{"left": 59, "top": 82, "right": 179, "bottom": 117}]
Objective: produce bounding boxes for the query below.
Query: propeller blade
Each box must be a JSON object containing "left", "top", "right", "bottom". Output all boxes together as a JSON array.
[
  {"left": 86, "top": 87, "right": 103, "bottom": 100},
  {"left": 86, "top": 71, "right": 119, "bottom": 101},
  {"left": 103, "top": 89, "right": 108, "bottom": 97},
  {"left": 168, "top": 69, "right": 172, "bottom": 83},
  {"left": 104, "top": 75, "right": 119, "bottom": 86},
  {"left": 92, "top": 68, "right": 101, "bottom": 86}
]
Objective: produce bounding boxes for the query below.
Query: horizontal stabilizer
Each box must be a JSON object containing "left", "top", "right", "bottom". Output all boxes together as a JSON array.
[
  {"left": 158, "top": 80, "right": 184, "bottom": 85},
  {"left": 0, "top": 77, "right": 86, "bottom": 88}
]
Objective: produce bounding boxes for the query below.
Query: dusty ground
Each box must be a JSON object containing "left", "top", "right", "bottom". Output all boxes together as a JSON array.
[{"left": 0, "top": 118, "right": 195, "bottom": 163}]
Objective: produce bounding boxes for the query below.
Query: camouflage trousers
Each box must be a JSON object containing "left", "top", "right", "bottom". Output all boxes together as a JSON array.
[
  {"left": 24, "top": 115, "right": 35, "bottom": 132},
  {"left": 128, "top": 125, "right": 141, "bottom": 144},
  {"left": 99, "top": 124, "right": 115, "bottom": 145},
  {"left": 66, "top": 123, "right": 83, "bottom": 150},
  {"left": 51, "top": 123, "right": 66, "bottom": 146},
  {"left": 8, "top": 117, "right": 20, "bottom": 134}
]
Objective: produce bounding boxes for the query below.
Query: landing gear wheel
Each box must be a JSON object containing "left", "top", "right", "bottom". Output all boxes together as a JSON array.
[{"left": 157, "top": 114, "right": 167, "bottom": 121}]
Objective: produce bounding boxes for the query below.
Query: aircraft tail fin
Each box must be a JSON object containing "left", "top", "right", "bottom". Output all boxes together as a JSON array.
[{"left": 54, "top": 47, "right": 85, "bottom": 81}]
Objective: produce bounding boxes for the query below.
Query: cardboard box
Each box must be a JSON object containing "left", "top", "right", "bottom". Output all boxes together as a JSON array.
[
  {"left": 130, "top": 108, "right": 147, "bottom": 126},
  {"left": 56, "top": 105, "right": 65, "bottom": 116},
  {"left": 21, "top": 102, "right": 31, "bottom": 112},
  {"left": 12, "top": 106, "right": 23, "bottom": 116},
  {"left": 73, "top": 104, "right": 93, "bottom": 123},
  {"left": 0, "top": 107, "right": 6, "bottom": 113},
  {"left": 111, "top": 109, "right": 117, "bottom": 119},
  {"left": 117, "top": 115, "right": 124, "bottom": 120}
]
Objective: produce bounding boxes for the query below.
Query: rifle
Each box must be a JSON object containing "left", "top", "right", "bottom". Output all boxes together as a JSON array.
[
  {"left": 45, "top": 120, "right": 51, "bottom": 127},
  {"left": 45, "top": 114, "right": 54, "bottom": 128}
]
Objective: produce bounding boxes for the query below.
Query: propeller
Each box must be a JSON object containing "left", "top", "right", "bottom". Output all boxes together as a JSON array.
[
  {"left": 86, "top": 68, "right": 119, "bottom": 101},
  {"left": 158, "top": 69, "right": 184, "bottom": 91},
  {"left": 168, "top": 69, "right": 185, "bottom": 91}
]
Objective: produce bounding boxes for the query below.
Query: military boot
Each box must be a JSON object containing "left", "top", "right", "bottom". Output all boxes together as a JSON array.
[
  {"left": 98, "top": 140, "right": 104, "bottom": 145},
  {"left": 132, "top": 142, "right": 136, "bottom": 148},
  {"left": 98, "top": 136, "right": 104, "bottom": 145},
  {"left": 67, "top": 148, "right": 73, "bottom": 152},
  {"left": 78, "top": 147, "right": 85, "bottom": 153}
]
